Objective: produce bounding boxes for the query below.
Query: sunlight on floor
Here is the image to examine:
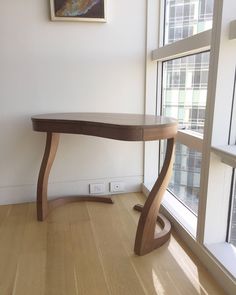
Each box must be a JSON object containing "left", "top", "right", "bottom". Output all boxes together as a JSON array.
[
  {"left": 152, "top": 269, "right": 165, "bottom": 295},
  {"left": 168, "top": 237, "right": 209, "bottom": 295}
]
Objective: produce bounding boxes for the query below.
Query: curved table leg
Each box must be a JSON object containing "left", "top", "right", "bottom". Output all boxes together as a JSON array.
[
  {"left": 133, "top": 138, "right": 175, "bottom": 255},
  {"left": 37, "top": 132, "right": 60, "bottom": 221},
  {"left": 37, "top": 132, "right": 113, "bottom": 221}
]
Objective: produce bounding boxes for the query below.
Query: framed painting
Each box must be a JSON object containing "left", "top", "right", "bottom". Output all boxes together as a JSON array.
[{"left": 50, "top": 0, "right": 107, "bottom": 22}]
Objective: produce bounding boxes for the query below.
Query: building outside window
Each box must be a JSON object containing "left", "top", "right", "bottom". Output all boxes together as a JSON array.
[
  {"left": 164, "top": 0, "right": 214, "bottom": 45},
  {"left": 162, "top": 0, "right": 213, "bottom": 214}
]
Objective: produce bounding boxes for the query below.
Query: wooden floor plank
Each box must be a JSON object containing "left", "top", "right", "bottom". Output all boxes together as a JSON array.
[
  {"left": 115, "top": 193, "right": 225, "bottom": 295},
  {"left": 0, "top": 204, "right": 29, "bottom": 295},
  {"left": 67, "top": 202, "right": 110, "bottom": 295},
  {"left": 11, "top": 203, "right": 47, "bottom": 295},
  {"left": 44, "top": 206, "right": 78, "bottom": 295},
  {"left": 0, "top": 204, "right": 11, "bottom": 226},
  {"left": 114, "top": 193, "right": 186, "bottom": 295},
  {"left": 87, "top": 200, "right": 148, "bottom": 295},
  {"left": 0, "top": 194, "right": 227, "bottom": 295}
]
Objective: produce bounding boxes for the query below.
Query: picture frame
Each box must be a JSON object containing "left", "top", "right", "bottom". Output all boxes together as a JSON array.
[{"left": 50, "top": 0, "right": 107, "bottom": 22}]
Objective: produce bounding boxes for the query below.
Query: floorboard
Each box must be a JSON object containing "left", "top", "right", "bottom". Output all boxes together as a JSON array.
[{"left": 0, "top": 193, "right": 226, "bottom": 295}]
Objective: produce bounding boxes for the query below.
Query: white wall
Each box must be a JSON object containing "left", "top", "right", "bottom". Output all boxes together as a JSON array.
[{"left": 0, "top": 0, "right": 146, "bottom": 204}]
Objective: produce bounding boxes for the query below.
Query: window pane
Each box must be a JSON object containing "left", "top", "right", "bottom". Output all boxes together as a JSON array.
[
  {"left": 229, "top": 173, "right": 236, "bottom": 247},
  {"left": 171, "top": 143, "right": 201, "bottom": 214},
  {"left": 164, "top": 0, "right": 214, "bottom": 45},
  {"left": 161, "top": 52, "right": 209, "bottom": 213},
  {"left": 162, "top": 52, "right": 210, "bottom": 133},
  {"left": 160, "top": 142, "right": 201, "bottom": 214}
]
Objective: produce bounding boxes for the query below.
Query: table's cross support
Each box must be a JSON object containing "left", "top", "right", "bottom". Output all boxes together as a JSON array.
[{"left": 133, "top": 138, "right": 175, "bottom": 255}]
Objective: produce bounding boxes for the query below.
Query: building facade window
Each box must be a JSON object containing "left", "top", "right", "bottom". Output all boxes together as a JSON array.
[
  {"left": 162, "top": 52, "right": 209, "bottom": 132},
  {"left": 164, "top": 0, "right": 214, "bottom": 45},
  {"left": 168, "top": 143, "right": 201, "bottom": 214},
  {"left": 162, "top": 52, "right": 210, "bottom": 213}
]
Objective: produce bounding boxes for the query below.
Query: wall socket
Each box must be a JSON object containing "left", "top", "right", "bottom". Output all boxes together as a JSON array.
[
  {"left": 110, "top": 181, "right": 125, "bottom": 193},
  {"left": 89, "top": 183, "right": 105, "bottom": 194}
]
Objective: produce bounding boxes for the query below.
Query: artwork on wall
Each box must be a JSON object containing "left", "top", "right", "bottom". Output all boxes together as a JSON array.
[{"left": 50, "top": 0, "right": 106, "bottom": 22}]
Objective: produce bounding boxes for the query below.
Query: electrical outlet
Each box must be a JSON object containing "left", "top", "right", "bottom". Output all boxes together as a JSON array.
[
  {"left": 89, "top": 183, "right": 105, "bottom": 194},
  {"left": 110, "top": 182, "right": 125, "bottom": 193}
]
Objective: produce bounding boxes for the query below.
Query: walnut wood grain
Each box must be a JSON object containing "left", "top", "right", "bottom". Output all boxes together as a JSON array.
[
  {"left": 133, "top": 204, "right": 171, "bottom": 248},
  {"left": 37, "top": 132, "right": 60, "bottom": 221},
  {"left": 49, "top": 196, "right": 113, "bottom": 212},
  {"left": 32, "top": 113, "right": 177, "bottom": 141},
  {"left": 32, "top": 112, "right": 177, "bottom": 255},
  {"left": 133, "top": 138, "right": 175, "bottom": 255}
]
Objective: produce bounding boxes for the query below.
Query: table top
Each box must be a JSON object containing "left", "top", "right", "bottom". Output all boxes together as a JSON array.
[{"left": 32, "top": 112, "right": 178, "bottom": 141}]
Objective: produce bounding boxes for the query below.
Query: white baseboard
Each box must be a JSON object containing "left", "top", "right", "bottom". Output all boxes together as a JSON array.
[{"left": 0, "top": 176, "right": 143, "bottom": 205}]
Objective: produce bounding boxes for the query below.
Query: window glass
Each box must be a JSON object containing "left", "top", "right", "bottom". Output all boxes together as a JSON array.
[
  {"left": 162, "top": 52, "right": 210, "bottom": 133},
  {"left": 229, "top": 173, "right": 236, "bottom": 247},
  {"left": 161, "top": 52, "right": 210, "bottom": 212},
  {"left": 200, "top": 0, "right": 214, "bottom": 19},
  {"left": 164, "top": 0, "right": 214, "bottom": 45},
  {"left": 160, "top": 142, "right": 201, "bottom": 214}
]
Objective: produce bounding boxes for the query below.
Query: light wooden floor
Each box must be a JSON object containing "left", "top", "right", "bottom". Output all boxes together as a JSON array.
[{"left": 0, "top": 193, "right": 226, "bottom": 295}]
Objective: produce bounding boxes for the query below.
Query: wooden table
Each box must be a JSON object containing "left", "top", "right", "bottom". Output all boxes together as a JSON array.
[{"left": 32, "top": 113, "right": 177, "bottom": 255}]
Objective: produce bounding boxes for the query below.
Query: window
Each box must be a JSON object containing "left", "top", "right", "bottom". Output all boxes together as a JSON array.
[
  {"left": 152, "top": 0, "right": 213, "bottom": 221},
  {"left": 147, "top": 0, "right": 213, "bottom": 223},
  {"left": 164, "top": 0, "right": 213, "bottom": 45},
  {"left": 199, "top": 0, "right": 214, "bottom": 20},
  {"left": 162, "top": 52, "right": 209, "bottom": 133},
  {"left": 144, "top": 0, "right": 236, "bottom": 291},
  {"left": 161, "top": 142, "right": 201, "bottom": 214},
  {"left": 161, "top": 51, "right": 210, "bottom": 214},
  {"left": 161, "top": 1, "right": 211, "bottom": 212}
]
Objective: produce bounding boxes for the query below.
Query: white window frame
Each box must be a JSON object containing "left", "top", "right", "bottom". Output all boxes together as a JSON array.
[{"left": 143, "top": 1, "right": 236, "bottom": 294}]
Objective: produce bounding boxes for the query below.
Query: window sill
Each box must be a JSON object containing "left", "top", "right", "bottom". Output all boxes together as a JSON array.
[
  {"left": 212, "top": 145, "right": 236, "bottom": 168},
  {"left": 206, "top": 243, "right": 236, "bottom": 279}
]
